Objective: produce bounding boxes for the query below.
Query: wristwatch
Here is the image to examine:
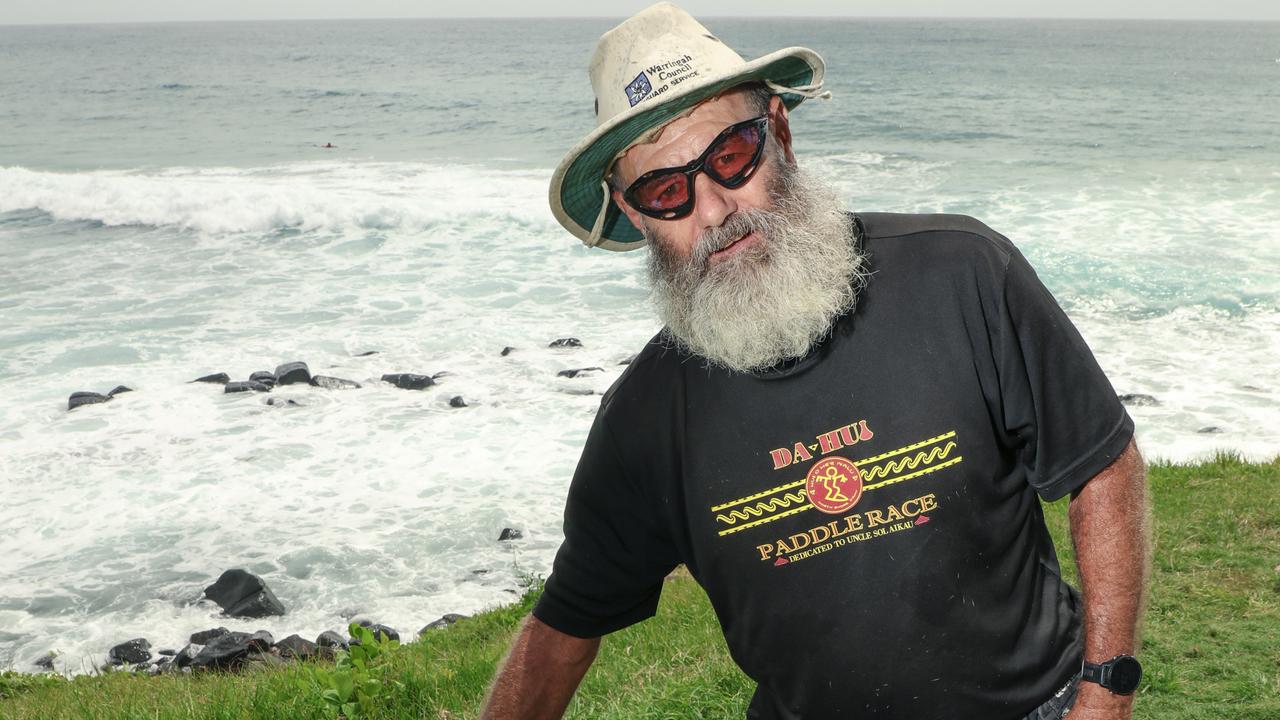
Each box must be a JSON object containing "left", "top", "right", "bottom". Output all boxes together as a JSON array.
[{"left": 1081, "top": 654, "right": 1142, "bottom": 695}]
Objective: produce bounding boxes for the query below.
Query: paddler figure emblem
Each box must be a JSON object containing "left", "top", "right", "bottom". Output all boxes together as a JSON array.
[{"left": 805, "top": 456, "right": 863, "bottom": 514}]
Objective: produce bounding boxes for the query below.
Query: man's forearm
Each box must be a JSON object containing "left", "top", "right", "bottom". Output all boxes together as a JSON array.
[
  {"left": 1067, "top": 437, "right": 1151, "bottom": 717},
  {"left": 481, "top": 614, "right": 600, "bottom": 720}
]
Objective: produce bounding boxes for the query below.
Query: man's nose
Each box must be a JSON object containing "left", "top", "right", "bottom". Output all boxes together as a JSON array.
[{"left": 693, "top": 171, "right": 736, "bottom": 231}]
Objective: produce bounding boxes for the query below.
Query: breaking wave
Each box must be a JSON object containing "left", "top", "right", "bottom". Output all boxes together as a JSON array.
[{"left": 0, "top": 162, "right": 554, "bottom": 235}]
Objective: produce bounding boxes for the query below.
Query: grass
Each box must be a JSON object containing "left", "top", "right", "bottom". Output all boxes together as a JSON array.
[{"left": 2, "top": 453, "right": 1277, "bottom": 719}]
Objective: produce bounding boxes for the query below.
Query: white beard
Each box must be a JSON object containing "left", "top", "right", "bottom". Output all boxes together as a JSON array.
[{"left": 644, "top": 159, "right": 867, "bottom": 373}]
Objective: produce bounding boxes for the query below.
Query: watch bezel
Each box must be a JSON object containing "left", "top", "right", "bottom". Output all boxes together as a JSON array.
[{"left": 1107, "top": 655, "right": 1142, "bottom": 695}]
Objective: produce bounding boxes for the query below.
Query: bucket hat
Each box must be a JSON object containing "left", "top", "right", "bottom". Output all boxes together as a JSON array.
[{"left": 548, "top": 2, "right": 828, "bottom": 251}]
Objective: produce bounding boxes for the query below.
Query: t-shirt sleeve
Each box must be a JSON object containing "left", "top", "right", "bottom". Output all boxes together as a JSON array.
[
  {"left": 992, "top": 245, "right": 1134, "bottom": 501},
  {"left": 532, "top": 410, "right": 680, "bottom": 638}
]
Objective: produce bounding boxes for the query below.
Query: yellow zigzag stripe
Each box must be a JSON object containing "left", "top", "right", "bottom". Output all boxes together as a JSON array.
[
  {"left": 860, "top": 442, "right": 957, "bottom": 482},
  {"left": 856, "top": 431, "right": 957, "bottom": 466},
  {"left": 718, "top": 504, "right": 813, "bottom": 536},
  {"left": 715, "top": 490, "right": 808, "bottom": 525},
  {"left": 863, "top": 456, "right": 963, "bottom": 491}
]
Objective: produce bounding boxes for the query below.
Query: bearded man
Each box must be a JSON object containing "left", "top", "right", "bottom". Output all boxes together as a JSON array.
[{"left": 482, "top": 4, "right": 1150, "bottom": 719}]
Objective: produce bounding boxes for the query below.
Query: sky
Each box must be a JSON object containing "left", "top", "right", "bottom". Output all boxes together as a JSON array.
[{"left": 2, "top": 0, "right": 1278, "bottom": 25}]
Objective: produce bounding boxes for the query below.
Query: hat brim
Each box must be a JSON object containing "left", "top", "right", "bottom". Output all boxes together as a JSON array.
[{"left": 549, "top": 47, "right": 824, "bottom": 252}]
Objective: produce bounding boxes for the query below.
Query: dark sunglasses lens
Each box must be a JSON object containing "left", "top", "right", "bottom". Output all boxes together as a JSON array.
[
  {"left": 705, "top": 122, "right": 764, "bottom": 181},
  {"left": 631, "top": 172, "right": 691, "bottom": 213}
]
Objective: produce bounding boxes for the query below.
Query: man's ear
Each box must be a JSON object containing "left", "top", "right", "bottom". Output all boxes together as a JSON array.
[
  {"left": 612, "top": 187, "right": 646, "bottom": 234},
  {"left": 769, "top": 95, "right": 795, "bottom": 164}
]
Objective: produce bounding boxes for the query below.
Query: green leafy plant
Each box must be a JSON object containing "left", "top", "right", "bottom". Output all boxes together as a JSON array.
[
  {"left": 303, "top": 623, "right": 403, "bottom": 718},
  {"left": 0, "top": 670, "right": 67, "bottom": 700}
]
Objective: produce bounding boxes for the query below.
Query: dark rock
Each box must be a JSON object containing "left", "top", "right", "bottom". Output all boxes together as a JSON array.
[
  {"left": 620, "top": 354, "right": 638, "bottom": 365},
  {"left": 315, "top": 630, "right": 347, "bottom": 649},
  {"left": 352, "top": 621, "right": 399, "bottom": 644},
  {"left": 498, "top": 527, "right": 523, "bottom": 542},
  {"left": 189, "top": 632, "right": 257, "bottom": 670},
  {"left": 418, "top": 614, "right": 469, "bottom": 635},
  {"left": 500, "top": 346, "right": 515, "bottom": 356},
  {"left": 1197, "top": 426, "right": 1223, "bottom": 434},
  {"left": 107, "top": 385, "right": 133, "bottom": 397},
  {"left": 34, "top": 652, "right": 56, "bottom": 671},
  {"left": 311, "top": 375, "right": 361, "bottom": 390},
  {"left": 248, "top": 630, "right": 274, "bottom": 651},
  {"left": 265, "top": 398, "right": 301, "bottom": 407},
  {"left": 275, "top": 633, "right": 318, "bottom": 660},
  {"left": 225, "top": 381, "right": 271, "bottom": 394},
  {"left": 107, "top": 638, "right": 151, "bottom": 666},
  {"left": 173, "top": 643, "right": 204, "bottom": 668},
  {"left": 158, "top": 649, "right": 177, "bottom": 656},
  {"left": 244, "top": 651, "right": 286, "bottom": 669},
  {"left": 1117, "top": 393, "right": 1160, "bottom": 407},
  {"left": 274, "top": 362, "right": 311, "bottom": 386},
  {"left": 203, "top": 569, "right": 286, "bottom": 618},
  {"left": 68, "top": 391, "right": 111, "bottom": 410},
  {"left": 354, "top": 350, "right": 379, "bottom": 357},
  {"left": 449, "top": 396, "right": 468, "bottom": 408},
  {"left": 193, "top": 373, "right": 230, "bottom": 384},
  {"left": 382, "top": 373, "right": 434, "bottom": 390},
  {"left": 190, "top": 627, "right": 230, "bottom": 645},
  {"left": 557, "top": 367, "right": 603, "bottom": 379},
  {"left": 249, "top": 371, "right": 278, "bottom": 387},
  {"left": 549, "top": 338, "right": 582, "bottom": 348}
]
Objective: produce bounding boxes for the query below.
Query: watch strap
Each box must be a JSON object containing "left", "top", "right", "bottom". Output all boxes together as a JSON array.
[{"left": 1081, "top": 660, "right": 1108, "bottom": 687}]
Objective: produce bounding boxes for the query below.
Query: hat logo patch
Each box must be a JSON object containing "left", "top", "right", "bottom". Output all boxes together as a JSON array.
[{"left": 625, "top": 71, "right": 653, "bottom": 107}]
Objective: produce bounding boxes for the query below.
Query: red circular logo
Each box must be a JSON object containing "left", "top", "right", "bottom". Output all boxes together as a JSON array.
[{"left": 805, "top": 456, "right": 863, "bottom": 515}]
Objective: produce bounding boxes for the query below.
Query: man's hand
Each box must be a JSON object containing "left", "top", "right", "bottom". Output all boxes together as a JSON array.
[
  {"left": 480, "top": 614, "right": 601, "bottom": 720},
  {"left": 1067, "top": 438, "right": 1151, "bottom": 720}
]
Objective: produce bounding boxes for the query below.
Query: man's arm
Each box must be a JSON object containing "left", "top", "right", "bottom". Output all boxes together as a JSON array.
[
  {"left": 1067, "top": 437, "right": 1151, "bottom": 719},
  {"left": 480, "top": 614, "right": 601, "bottom": 720}
]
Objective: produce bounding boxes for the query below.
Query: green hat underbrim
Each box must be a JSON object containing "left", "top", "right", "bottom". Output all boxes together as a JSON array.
[{"left": 549, "top": 48, "right": 823, "bottom": 251}]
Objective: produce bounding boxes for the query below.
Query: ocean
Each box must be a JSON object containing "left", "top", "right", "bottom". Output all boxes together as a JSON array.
[{"left": 1, "top": 17, "right": 1277, "bottom": 675}]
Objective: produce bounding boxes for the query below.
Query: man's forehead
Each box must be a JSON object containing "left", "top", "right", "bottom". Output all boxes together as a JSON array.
[
  {"left": 643, "top": 90, "right": 750, "bottom": 144},
  {"left": 614, "top": 89, "right": 754, "bottom": 179}
]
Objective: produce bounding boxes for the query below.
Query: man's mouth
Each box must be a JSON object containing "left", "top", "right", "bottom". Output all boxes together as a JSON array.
[{"left": 709, "top": 231, "right": 758, "bottom": 264}]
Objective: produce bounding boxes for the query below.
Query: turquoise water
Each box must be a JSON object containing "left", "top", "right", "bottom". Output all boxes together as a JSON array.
[{"left": 1, "top": 18, "right": 1277, "bottom": 674}]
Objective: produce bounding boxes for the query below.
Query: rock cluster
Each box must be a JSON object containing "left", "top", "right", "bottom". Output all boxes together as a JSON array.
[
  {"left": 31, "top": 566, "right": 497, "bottom": 675},
  {"left": 64, "top": 338, "right": 623, "bottom": 415}
]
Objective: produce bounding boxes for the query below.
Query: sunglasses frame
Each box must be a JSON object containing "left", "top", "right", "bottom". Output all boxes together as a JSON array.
[{"left": 621, "top": 114, "right": 770, "bottom": 220}]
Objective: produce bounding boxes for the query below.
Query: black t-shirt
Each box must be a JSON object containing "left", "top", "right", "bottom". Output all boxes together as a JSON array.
[{"left": 533, "top": 213, "right": 1134, "bottom": 720}]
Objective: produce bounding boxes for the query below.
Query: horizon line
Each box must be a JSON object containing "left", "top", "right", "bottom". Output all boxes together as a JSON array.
[{"left": 3, "top": 14, "right": 1279, "bottom": 28}]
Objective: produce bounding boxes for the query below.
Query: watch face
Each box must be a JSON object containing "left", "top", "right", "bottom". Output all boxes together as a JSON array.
[{"left": 1109, "top": 656, "right": 1143, "bottom": 694}]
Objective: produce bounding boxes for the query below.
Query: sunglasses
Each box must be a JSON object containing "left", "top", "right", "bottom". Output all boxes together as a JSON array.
[{"left": 620, "top": 115, "right": 770, "bottom": 220}]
